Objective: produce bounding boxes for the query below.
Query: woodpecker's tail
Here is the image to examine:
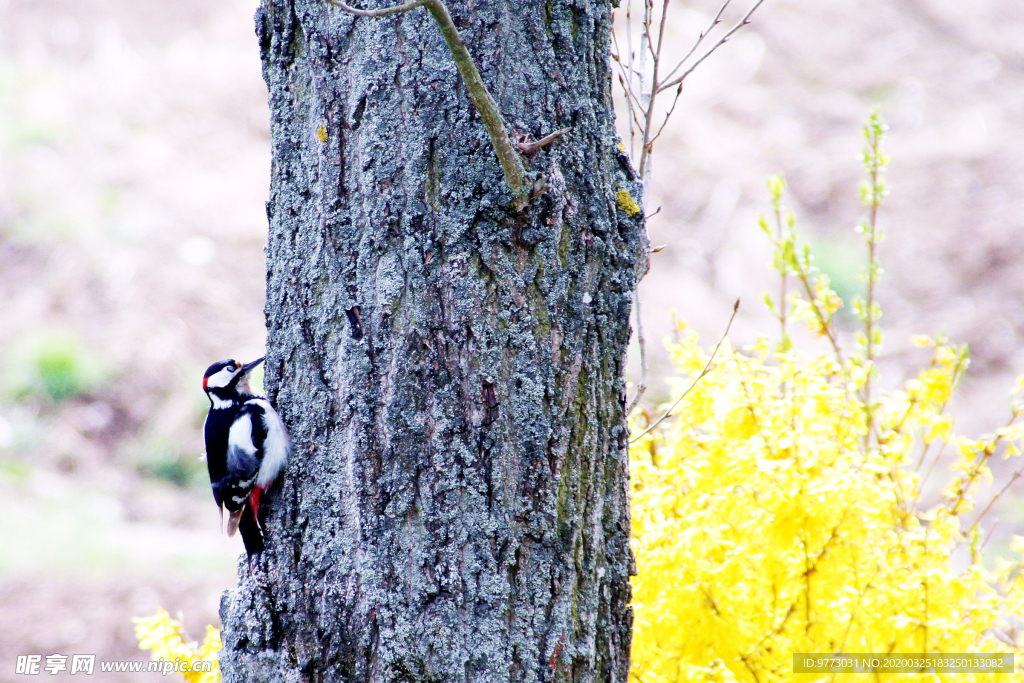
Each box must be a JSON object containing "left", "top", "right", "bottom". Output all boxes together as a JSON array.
[{"left": 237, "top": 499, "right": 264, "bottom": 555}]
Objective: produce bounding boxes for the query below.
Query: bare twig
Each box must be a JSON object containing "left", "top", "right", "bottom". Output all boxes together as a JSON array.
[
  {"left": 630, "top": 298, "right": 740, "bottom": 444},
  {"left": 732, "top": 347, "right": 778, "bottom": 460},
  {"left": 517, "top": 128, "right": 571, "bottom": 155},
  {"left": 833, "top": 562, "right": 885, "bottom": 668},
  {"left": 657, "top": 0, "right": 766, "bottom": 94},
  {"left": 906, "top": 352, "right": 966, "bottom": 494},
  {"left": 916, "top": 440, "right": 949, "bottom": 496},
  {"left": 860, "top": 114, "right": 885, "bottom": 445},
  {"left": 611, "top": 0, "right": 769, "bottom": 193},
  {"left": 617, "top": 73, "right": 647, "bottom": 129},
  {"left": 636, "top": 0, "right": 670, "bottom": 193},
  {"left": 792, "top": 267, "right": 844, "bottom": 364},
  {"left": 324, "top": 0, "right": 424, "bottom": 17},
  {"left": 324, "top": 0, "right": 529, "bottom": 202},
  {"left": 773, "top": 190, "right": 787, "bottom": 344},
  {"left": 616, "top": 73, "right": 646, "bottom": 132},
  {"left": 954, "top": 448, "right": 1024, "bottom": 557},
  {"left": 626, "top": 288, "right": 648, "bottom": 413},
  {"left": 611, "top": 0, "right": 766, "bottom": 459},
  {"left": 979, "top": 521, "right": 999, "bottom": 555},
  {"left": 612, "top": 31, "right": 646, "bottom": 141},
  {"left": 945, "top": 417, "right": 1018, "bottom": 517},
  {"left": 614, "top": 0, "right": 764, "bottom": 199},
  {"left": 625, "top": 0, "right": 636, "bottom": 158},
  {"left": 659, "top": 0, "right": 731, "bottom": 85},
  {"left": 960, "top": 463, "right": 1024, "bottom": 547},
  {"left": 647, "top": 83, "right": 683, "bottom": 148}
]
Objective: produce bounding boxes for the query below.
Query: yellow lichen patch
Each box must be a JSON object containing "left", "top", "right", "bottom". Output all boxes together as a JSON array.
[
  {"left": 316, "top": 125, "right": 328, "bottom": 143},
  {"left": 616, "top": 189, "right": 641, "bottom": 216}
]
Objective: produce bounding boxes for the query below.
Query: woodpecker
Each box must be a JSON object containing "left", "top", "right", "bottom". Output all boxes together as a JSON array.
[{"left": 202, "top": 357, "right": 289, "bottom": 556}]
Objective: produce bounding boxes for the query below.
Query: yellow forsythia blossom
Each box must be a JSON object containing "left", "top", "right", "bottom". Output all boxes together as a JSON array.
[
  {"left": 629, "top": 328, "right": 1024, "bottom": 682},
  {"left": 134, "top": 608, "right": 221, "bottom": 683}
]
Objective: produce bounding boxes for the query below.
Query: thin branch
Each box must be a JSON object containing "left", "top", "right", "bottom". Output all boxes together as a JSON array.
[
  {"left": 657, "top": 0, "right": 766, "bottom": 94},
  {"left": 324, "top": 0, "right": 529, "bottom": 201},
  {"left": 732, "top": 350, "right": 778, "bottom": 460},
  {"left": 421, "top": 0, "right": 527, "bottom": 199},
  {"left": 647, "top": 83, "right": 683, "bottom": 148},
  {"left": 979, "top": 521, "right": 999, "bottom": 555},
  {"left": 626, "top": 288, "right": 648, "bottom": 413},
  {"left": 859, "top": 115, "right": 886, "bottom": 448},
  {"left": 944, "top": 432, "right": 1004, "bottom": 516},
  {"left": 833, "top": 562, "right": 885, "bottom": 668},
  {"left": 324, "top": 0, "right": 424, "bottom": 17},
  {"left": 612, "top": 29, "right": 645, "bottom": 142},
  {"left": 659, "top": 0, "right": 731, "bottom": 86},
  {"left": 905, "top": 353, "right": 966, "bottom": 500},
  {"left": 630, "top": 298, "right": 740, "bottom": 444},
  {"left": 635, "top": 0, "right": 669, "bottom": 189},
  {"left": 958, "top": 462, "right": 1024, "bottom": 547},
  {"left": 617, "top": 73, "right": 647, "bottom": 124},
  {"left": 943, "top": 430, "right": 1009, "bottom": 518},
  {"left": 652, "top": 0, "right": 671, "bottom": 71},
  {"left": 792, "top": 266, "right": 844, "bottom": 364},
  {"left": 610, "top": 35, "right": 634, "bottom": 95},
  {"left": 616, "top": 75, "right": 645, "bottom": 137},
  {"left": 916, "top": 440, "right": 948, "bottom": 496},
  {"left": 625, "top": 0, "right": 636, "bottom": 158},
  {"left": 641, "top": 0, "right": 655, "bottom": 64}
]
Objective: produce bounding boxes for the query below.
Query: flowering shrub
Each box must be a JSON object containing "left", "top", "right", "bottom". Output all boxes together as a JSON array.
[
  {"left": 628, "top": 114, "right": 1024, "bottom": 682},
  {"left": 136, "top": 114, "right": 1024, "bottom": 683},
  {"left": 134, "top": 608, "right": 221, "bottom": 683}
]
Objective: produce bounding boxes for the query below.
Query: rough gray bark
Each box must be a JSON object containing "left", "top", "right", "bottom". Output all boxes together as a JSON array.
[{"left": 220, "top": 0, "right": 646, "bottom": 680}]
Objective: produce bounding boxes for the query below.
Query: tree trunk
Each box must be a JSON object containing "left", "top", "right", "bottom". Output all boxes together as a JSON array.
[{"left": 220, "top": 0, "right": 646, "bottom": 680}]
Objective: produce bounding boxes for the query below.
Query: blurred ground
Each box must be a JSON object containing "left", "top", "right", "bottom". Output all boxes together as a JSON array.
[
  {"left": 0, "top": 0, "right": 262, "bottom": 678},
  {"left": 1, "top": 0, "right": 1023, "bottom": 678}
]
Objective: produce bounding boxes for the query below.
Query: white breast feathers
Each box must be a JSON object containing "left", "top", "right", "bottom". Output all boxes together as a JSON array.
[
  {"left": 250, "top": 398, "right": 290, "bottom": 488},
  {"left": 228, "top": 412, "right": 257, "bottom": 456}
]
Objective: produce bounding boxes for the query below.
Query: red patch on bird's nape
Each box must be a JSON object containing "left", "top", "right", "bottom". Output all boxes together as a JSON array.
[{"left": 203, "top": 376, "right": 208, "bottom": 390}]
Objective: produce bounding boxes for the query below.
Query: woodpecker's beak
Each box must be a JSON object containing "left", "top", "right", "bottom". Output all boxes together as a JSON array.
[{"left": 241, "top": 357, "right": 265, "bottom": 375}]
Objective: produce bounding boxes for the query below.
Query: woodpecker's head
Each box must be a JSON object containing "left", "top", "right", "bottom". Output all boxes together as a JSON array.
[{"left": 203, "top": 357, "right": 264, "bottom": 404}]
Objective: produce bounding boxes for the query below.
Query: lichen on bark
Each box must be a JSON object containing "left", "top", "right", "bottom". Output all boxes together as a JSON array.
[{"left": 220, "top": 0, "right": 647, "bottom": 680}]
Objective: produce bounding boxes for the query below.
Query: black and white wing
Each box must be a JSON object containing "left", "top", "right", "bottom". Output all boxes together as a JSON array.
[
  {"left": 215, "top": 409, "right": 264, "bottom": 536},
  {"left": 248, "top": 398, "right": 289, "bottom": 489}
]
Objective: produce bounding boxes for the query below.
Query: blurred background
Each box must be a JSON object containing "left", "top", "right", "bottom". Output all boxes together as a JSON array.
[{"left": 1, "top": 0, "right": 1023, "bottom": 679}]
